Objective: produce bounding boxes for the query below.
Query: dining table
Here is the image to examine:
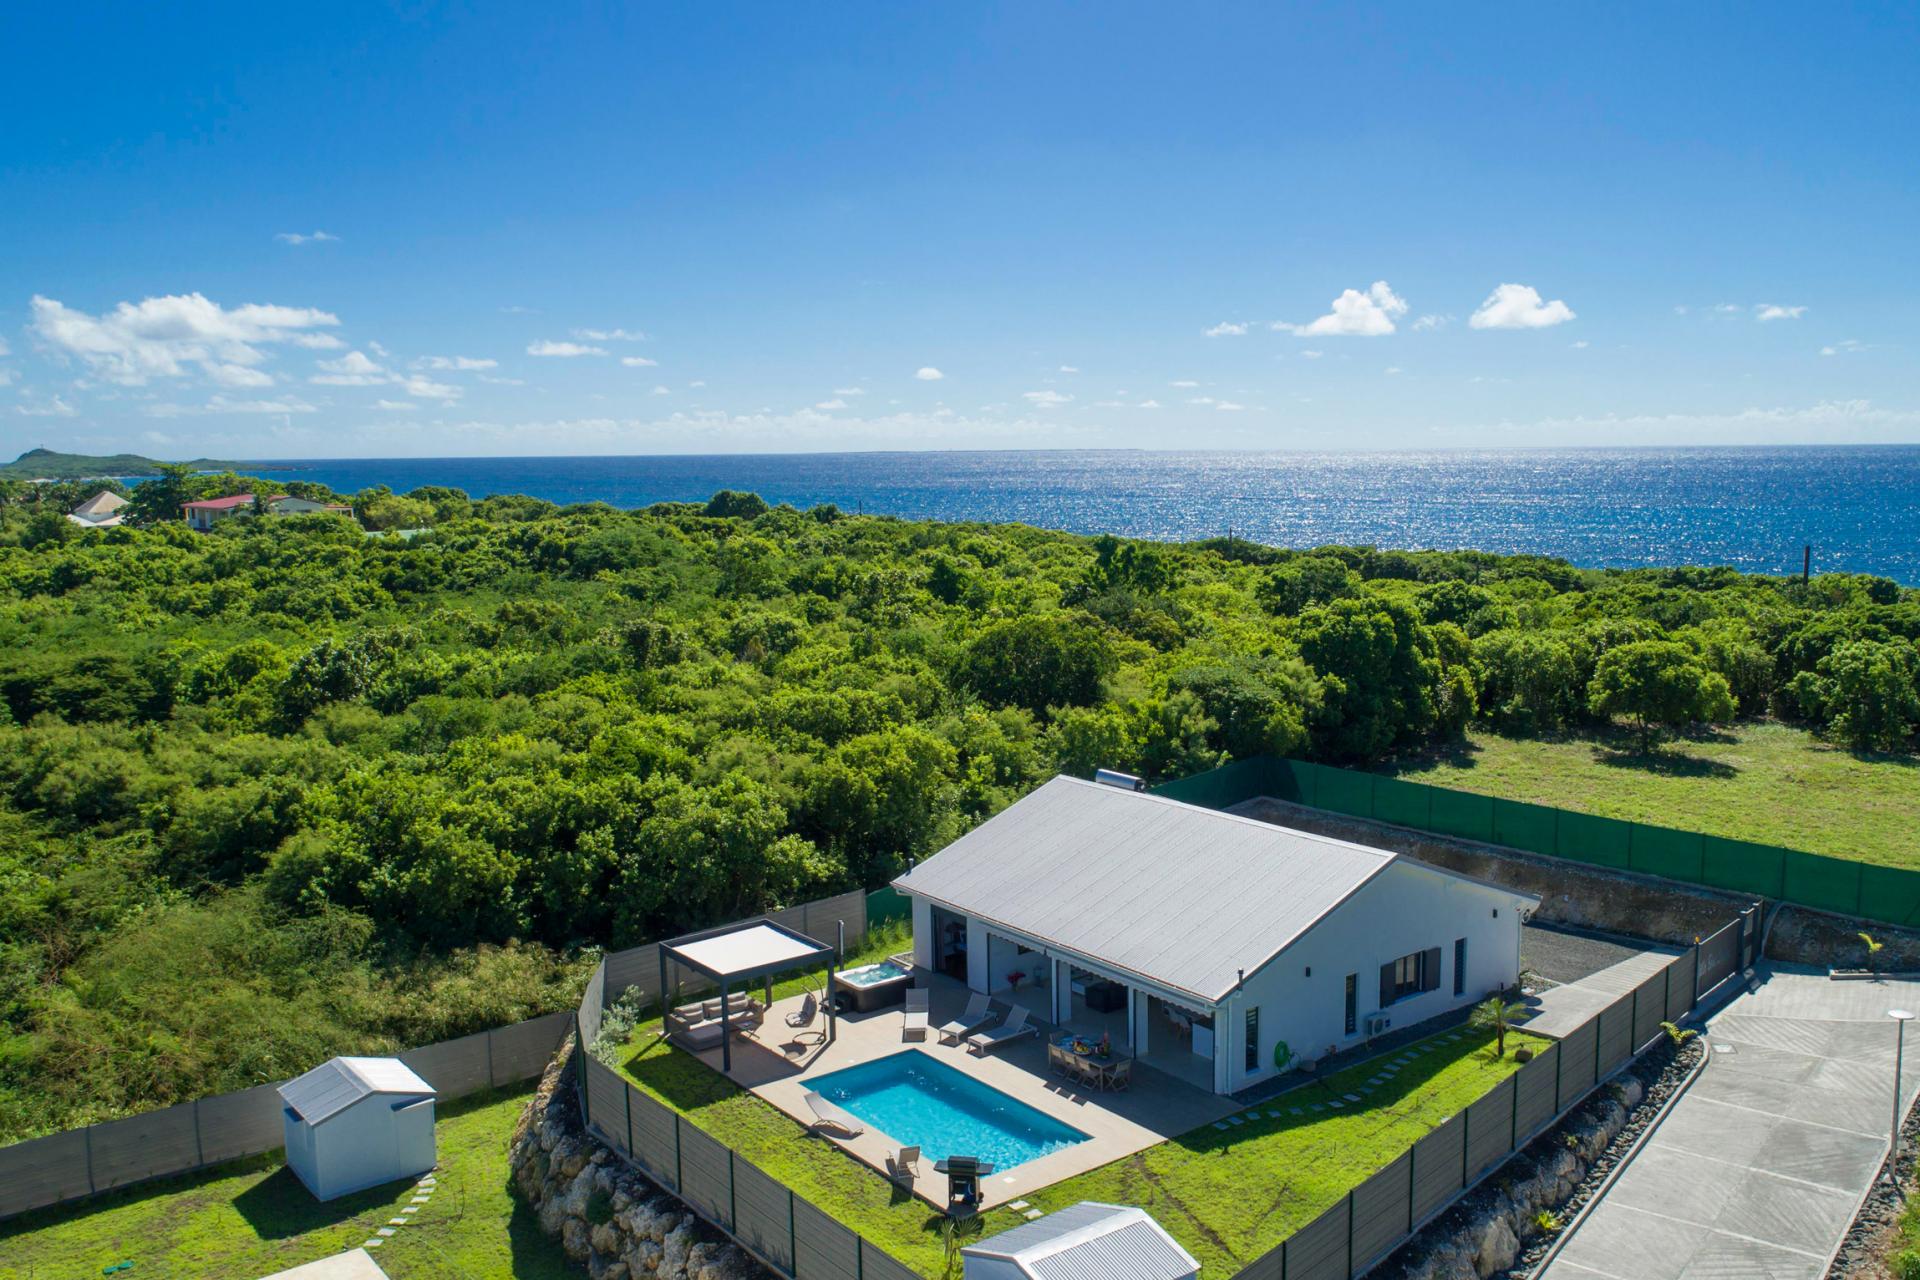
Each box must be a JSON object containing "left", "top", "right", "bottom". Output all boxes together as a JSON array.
[{"left": 1049, "top": 1033, "right": 1125, "bottom": 1090}]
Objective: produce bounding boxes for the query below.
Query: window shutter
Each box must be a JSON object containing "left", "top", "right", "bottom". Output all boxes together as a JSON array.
[
  {"left": 1423, "top": 947, "right": 1442, "bottom": 992},
  {"left": 1379, "top": 962, "right": 1395, "bottom": 1007}
]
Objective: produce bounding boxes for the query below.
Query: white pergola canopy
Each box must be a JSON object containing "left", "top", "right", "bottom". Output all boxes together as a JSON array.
[{"left": 667, "top": 922, "right": 828, "bottom": 979}]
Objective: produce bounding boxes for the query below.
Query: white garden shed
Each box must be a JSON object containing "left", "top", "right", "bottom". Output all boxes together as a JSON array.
[{"left": 279, "top": 1056, "right": 436, "bottom": 1201}]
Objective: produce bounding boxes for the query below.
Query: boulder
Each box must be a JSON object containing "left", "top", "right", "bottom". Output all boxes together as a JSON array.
[
  {"left": 1472, "top": 1213, "right": 1519, "bottom": 1276},
  {"left": 563, "top": 1216, "right": 596, "bottom": 1261}
]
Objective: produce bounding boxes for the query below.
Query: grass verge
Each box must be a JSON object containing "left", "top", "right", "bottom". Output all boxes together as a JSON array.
[
  {"left": 617, "top": 1007, "right": 1542, "bottom": 1278},
  {"left": 1379, "top": 722, "right": 1920, "bottom": 870},
  {"left": 0, "top": 1084, "right": 573, "bottom": 1280}
]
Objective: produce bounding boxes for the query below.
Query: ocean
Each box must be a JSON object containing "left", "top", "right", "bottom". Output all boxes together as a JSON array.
[{"left": 241, "top": 446, "right": 1920, "bottom": 583}]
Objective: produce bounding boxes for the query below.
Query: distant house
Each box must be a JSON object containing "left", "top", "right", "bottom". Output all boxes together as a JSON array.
[
  {"left": 67, "top": 490, "right": 127, "bottom": 528},
  {"left": 962, "top": 1202, "right": 1200, "bottom": 1280},
  {"left": 265, "top": 494, "right": 355, "bottom": 518},
  {"left": 182, "top": 493, "right": 256, "bottom": 531},
  {"left": 279, "top": 1056, "right": 436, "bottom": 1202}
]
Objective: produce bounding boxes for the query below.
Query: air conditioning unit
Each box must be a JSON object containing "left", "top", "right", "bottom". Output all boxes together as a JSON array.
[{"left": 1364, "top": 1013, "right": 1391, "bottom": 1036}]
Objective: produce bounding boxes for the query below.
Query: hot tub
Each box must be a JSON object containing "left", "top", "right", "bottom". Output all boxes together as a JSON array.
[{"left": 833, "top": 959, "right": 915, "bottom": 1013}]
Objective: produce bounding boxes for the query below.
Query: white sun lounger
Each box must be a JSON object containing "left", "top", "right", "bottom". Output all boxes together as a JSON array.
[
  {"left": 902, "top": 988, "right": 929, "bottom": 1041},
  {"left": 966, "top": 1004, "right": 1035, "bottom": 1054},
  {"left": 803, "top": 1091, "right": 865, "bottom": 1137},
  {"left": 938, "top": 993, "right": 995, "bottom": 1045}
]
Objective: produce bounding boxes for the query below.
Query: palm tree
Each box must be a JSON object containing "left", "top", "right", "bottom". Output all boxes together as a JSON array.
[{"left": 1471, "top": 993, "right": 1528, "bottom": 1058}]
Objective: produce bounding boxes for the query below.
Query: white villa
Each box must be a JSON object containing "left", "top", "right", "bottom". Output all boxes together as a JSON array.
[{"left": 893, "top": 775, "right": 1537, "bottom": 1095}]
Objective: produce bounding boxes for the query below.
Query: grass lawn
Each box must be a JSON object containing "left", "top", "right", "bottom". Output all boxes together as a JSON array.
[
  {"left": 0, "top": 1085, "right": 574, "bottom": 1280},
  {"left": 617, "top": 1010, "right": 1543, "bottom": 1278},
  {"left": 1378, "top": 722, "right": 1920, "bottom": 870}
]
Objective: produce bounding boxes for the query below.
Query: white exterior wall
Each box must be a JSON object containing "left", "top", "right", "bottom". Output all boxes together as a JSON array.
[
  {"left": 288, "top": 1093, "right": 437, "bottom": 1201},
  {"left": 911, "top": 896, "right": 935, "bottom": 970},
  {"left": 1223, "top": 862, "right": 1527, "bottom": 1093}
]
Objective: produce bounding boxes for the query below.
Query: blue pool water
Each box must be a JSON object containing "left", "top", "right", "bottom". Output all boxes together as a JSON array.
[{"left": 809, "top": 1051, "right": 1087, "bottom": 1168}]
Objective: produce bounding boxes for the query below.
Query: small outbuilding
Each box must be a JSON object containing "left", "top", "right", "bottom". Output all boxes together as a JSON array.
[
  {"left": 278, "top": 1056, "right": 436, "bottom": 1201},
  {"left": 962, "top": 1202, "right": 1199, "bottom": 1280}
]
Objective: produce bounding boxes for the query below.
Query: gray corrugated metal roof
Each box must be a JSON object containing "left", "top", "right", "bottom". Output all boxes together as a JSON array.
[
  {"left": 895, "top": 775, "right": 1404, "bottom": 1003},
  {"left": 278, "top": 1056, "right": 434, "bottom": 1126},
  {"left": 963, "top": 1202, "right": 1197, "bottom": 1280}
]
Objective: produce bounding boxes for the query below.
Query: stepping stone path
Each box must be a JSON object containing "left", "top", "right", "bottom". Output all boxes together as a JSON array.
[
  {"left": 1008, "top": 1201, "right": 1030, "bottom": 1212},
  {"left": 364, "top": 1173, "right": 436, "bottom": 1250},
  {"left": 1310, "top": 1103, "right": 1325, "bottom": 1112},
  {"left": 1288, "top": 1107, "right": 1303, "bottom": 1116},
  {"left": 1213, "top": 1121, "right": 1230, "bottom": 1130},
  {"left": 1023, "top": 1210, "right": 1044, "bottom": 1221},
  {"left": 1328, "top": 1100, "right": 1344, "bottom": 1108},
  {"left": 1367, "top": 1075, "right": 1388, "bottom": 1085},
  {"left": 1227, "top": 1114, "right": 1245, "bottom": 1126}
]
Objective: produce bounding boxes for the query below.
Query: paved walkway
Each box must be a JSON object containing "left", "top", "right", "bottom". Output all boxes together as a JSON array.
[
  {"left": 1521, "top": 944, "right": 1680, "bottom": 1040},
  {"left": 1542, "top": 967, "right": 1920, "bottom": 1280}
]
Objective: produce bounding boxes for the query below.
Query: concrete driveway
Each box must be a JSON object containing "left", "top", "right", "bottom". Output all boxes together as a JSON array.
[{"left": 1542, "top": 967, "right": 1920, "bottom": 1280}]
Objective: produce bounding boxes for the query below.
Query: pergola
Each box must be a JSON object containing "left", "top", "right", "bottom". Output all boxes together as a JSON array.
[{"left": 659, "top": 918, "right": 837, "bottom": 1072}]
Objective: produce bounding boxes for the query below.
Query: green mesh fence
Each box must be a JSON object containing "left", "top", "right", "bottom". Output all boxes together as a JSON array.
[
  {"left": 1700, "top": 836, "right": 1785, "bottom": 898},
  {"left": 865, "top": 886, "right": 911, "bottom": 928},
  {"left": 1629, "top": 824, "right": 1705, "bottom": 882},
  {"left": 1556, "top": 810, "right": 1631, "bottom": 870},
  {"left": 1428, "top": 786, "right": 1495, "bottom": 842},
  {"left": 1492, "top": 799, "right": 1557, "bottom": 857},
  {"left": 1153, "top": 756, "right": 1920, "bottom": 928}
]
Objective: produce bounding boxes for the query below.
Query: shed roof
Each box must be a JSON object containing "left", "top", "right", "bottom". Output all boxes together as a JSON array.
[
  {"left": 278, "top": 1056, "right": 434, "bottom": 1126},
  {"left": 896, "top": 776, "right": 1467, "bottom": 1003},
  {"left": 962, "top": 1202, "right": 1197, "bottom": 1280},
  {"left": 662, "top": 920, "right": 832, "bottom": 982}
]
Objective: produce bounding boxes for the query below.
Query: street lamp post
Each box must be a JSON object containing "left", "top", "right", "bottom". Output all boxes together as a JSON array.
[{"left": 1889, "top": 1009, "right": 1915, "bottom": 1182}]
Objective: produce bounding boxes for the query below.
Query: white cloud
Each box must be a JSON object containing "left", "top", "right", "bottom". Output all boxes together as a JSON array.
[
  {"left": 0, "top": 337, "right": 9, "bottom": 356},
  {"left": 1412, "top": 314, "right": 1450, "bottom": 331},
  {"left": 1482, "top": 398, "right": 1920, "bottom": 446},
  {"left": 0, "top": 370, "right": 12, "bottom": 388},
  {"left": 689, "top": 380, "right": 705, "bottom": 388},
  {"left": 478, "top": 374, "right": 525, "bottom": 386},
  {"left": 914, "top": 366, "right": 944, "bottom": 381},
  {"left": 1756, "top": 304, "right": 1807, "bottom": 322},
  {"left": 572, "top": 327, "right": 646, "bottom": 342},
  {"left": 815, "top": 398, "right": 848, "bottom": 410},
  {"left": 1215, "top": 401, "right": 1245, "bottom": 411},
  {"left": 1570, "top": 340, "right": 1590, "bottom": 349},
  {"left": 1022, "top": 390, "right": 1073, "bottom": 407},
  {"left": 147, "top": 395, "right": 318, "bottom": 417},
  {"left": 399, "top": 375, "right": 460, "bottom": 401},
  {"left": 374, "top": 399, "right": 419, "bottom": 411},
  {"left": 527, "top": 340, "right": 606, "bottom": 357},
  {"left": 1385, "top": 366, "right": 1403, "bottom": 375},
  {"left": 1675, "top": 305, "right": 1691, "bottom": 315},
  {"left": 620, "top": 355, "right": 658, "bottom": 368},
  {"left": 206, "top": 362, "right": 275, "bottom": 388},
  {"left": 1170, "top": 380, "right": 1200, "bottom": 388},
  {"left": 1469, "top": 283, "right": 1576, "bottom": 330},
  {"left": 1137, "top": 399, "right": 1163, "bottom": 409},
  {"left": 30, "top": 292, "right": 340, "bottom": 385},
  {"left": 1188, "top": 396, "right": 1216, "bottom": 405},
  {"left": 1093, "top": 400, "right": 1124, "bottom": 408},
  {"left": 1057, "top": 365, "right": 1080, "bottom": 374},
  {"left": 1278, "top": 281, "right": 1408, "bottom": 337},
  {"left": 15, "top": 396, "right": 76, "bottom": 417},
  {"left": 1713, "top": 303, "right": 1743, "bottom": 315},
  {"left": 274, "top": 230, "right": 339, "bottom": 245},
  {"left": 1203, "top": 321, "right": 1250, "bottom": 337},
  {"left": 834, "top": 386, "right": 866, "bottom": 396},
  {"left": 651, "top": 385, "right": 671, "bottom": 395},
  {"left": 1821, "top": 339, "right": 1864, "bottom": 357},
  {"left": 415, "top": 355, "right": 498, "bottom": 371},
  {"left": 1301, "top": 350, "right": 1324, "bottom": 360},
  {"left": 288, "top": 332, "right": 345, "bottom": 350},
  {"left": 311, "top": 350, "right": 389, "bottom": 385}
]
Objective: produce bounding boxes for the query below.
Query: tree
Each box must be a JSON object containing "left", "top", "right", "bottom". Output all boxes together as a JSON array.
[
  {"left": 1294, "top": 596, "right": 1442, "bottom": 760},
  {"left": 1472, "top": 629, "right": 1581, "bottom": 731},
  {"left": 121, "top": 462, "right": 201, "bottom": 525},
  {"left": 1471, "top": 994, "right": 1528, "bottom": 1058},
  {"left": 1585, "top": 640, "right": 1734, "bottom": 750},
  {"left": 955, "top": 614, "right": 1115, "bottom": 716},
  {"left": 1258, "top": 555, "right": 1359, "bottom": 616},
  {"left": 1816, "top": 640, "right": 1920, "bottom": 752},
  {"left": 703, "top": 489, "right": 769, "bottom": 519}
]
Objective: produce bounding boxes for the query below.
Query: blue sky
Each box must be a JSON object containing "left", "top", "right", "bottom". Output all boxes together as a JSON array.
[{"left": 2, "top": 2, "right": 1917, "bottom": 458}]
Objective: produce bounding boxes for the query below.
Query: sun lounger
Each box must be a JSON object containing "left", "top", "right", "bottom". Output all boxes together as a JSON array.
[
  {"left": 803, "top": 1091, "right": 865, "bottom": 1137},
  {"left": 938, "top": 993, "right": 995, "bottom": 1045},
  {"left": 966, "top": 1004, "right": 1035, "bottom": 1054},
  {"left": 902, "top": 988, "right": 929, "bottom": 1041},
  {"left": 886, "top": 1144, "right": 921, "bottom": 1183}
]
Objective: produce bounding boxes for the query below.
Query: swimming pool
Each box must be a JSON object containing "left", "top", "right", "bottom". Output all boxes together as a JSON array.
[{"left": 808, "top": 1051, "right": 1087, "bottom": 1169}]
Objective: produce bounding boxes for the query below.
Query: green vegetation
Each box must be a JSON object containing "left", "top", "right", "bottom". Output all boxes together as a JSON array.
[
  {"left": 0, "top": 447, "right": 255, "bottom": 481},
  {"left": 0, "top": 1084, "right": 573, "bottom": 1279},
  {"left": 617, "top": 1018, "right": 1541, "bottom": 1277},
  {"left": 0, "top": 482, "right": 1915, "bottom": 1141},
  {"left": 1379, "top": 723, "right": 1920, "bottom": 868}
]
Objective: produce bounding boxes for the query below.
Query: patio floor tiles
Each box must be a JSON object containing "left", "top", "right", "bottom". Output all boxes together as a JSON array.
[{"left": 1343, "top": 1093, "right": 1361, "bottom": 1101}]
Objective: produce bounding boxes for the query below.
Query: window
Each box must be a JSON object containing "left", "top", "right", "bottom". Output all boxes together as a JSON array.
[
  {"left": 1344, "top": 973, "right": 1357, "bottom": 1035},
  {"left": 1379, "top": 947, "right": 1442, "bottom": 1006},
  {"left": 1453, "top": 938, "right": 1467, "bottom": 996},
  {"left": 1245, "top": 1006, "right": 1260, "bottom": 1072}
]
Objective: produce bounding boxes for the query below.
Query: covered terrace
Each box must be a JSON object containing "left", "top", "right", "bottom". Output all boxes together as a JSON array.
[{"left": 658, "top": 918, "right": 838, "bottom": 1072}]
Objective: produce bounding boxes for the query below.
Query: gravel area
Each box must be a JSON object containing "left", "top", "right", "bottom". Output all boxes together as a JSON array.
[
  {"left": 1828, "top": 1106, "right": 1914, "bottom": 1277},
  {"left": 1522, "top": 922, "right": 1671, "bottom": 987}
]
